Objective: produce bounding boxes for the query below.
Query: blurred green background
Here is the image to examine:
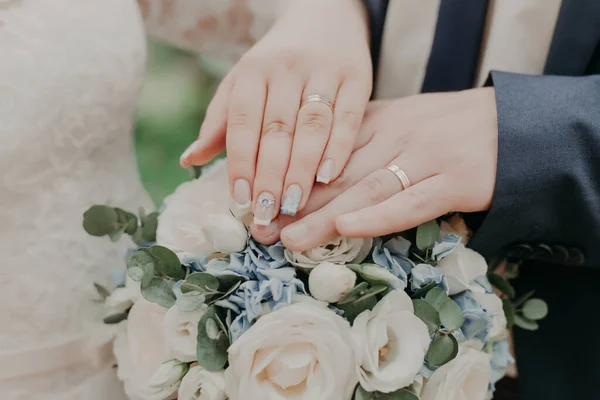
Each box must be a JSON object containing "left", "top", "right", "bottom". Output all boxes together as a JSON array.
[{"left": 135, "top": 41, "right": 220, "bottom": 205}]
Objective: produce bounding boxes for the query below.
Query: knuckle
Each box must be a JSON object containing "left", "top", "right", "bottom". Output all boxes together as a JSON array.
[
  {"left": 335, "top": 109, "right": 362, "bottom": 132},
  {"left": 299, "top": 112, "right": 330, "bottom": 134},
  {"left": 358, "top": 175, "right": 387, "bottom": 204},
  {"left": 228, "top": 111, "right": 251, "bottom": 130},
  {"left": 262, "top": 120, "right": 294, "bottom": 139},
  {"left": 406, "top": 187, "right": 427, "bottom": 211}
]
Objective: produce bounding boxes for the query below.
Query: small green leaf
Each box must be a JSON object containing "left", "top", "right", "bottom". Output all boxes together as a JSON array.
[
  {"left": 413, "top": 299, "right": 441, "bottom": 332},
  {"left": 83, "top": 205, "right": 119, "bottom": 236},
  {"left": 93, "top": 283, "right": 111, "bottom": 300},
  {"left": 108, "top": 226, "right": 126, "bottom": 242},
  {"left": 416, "top": 220, "right": 440, "bottom": 250},
  {"left": 514, "top": 314, "right": 539, "bottom": 331},
  {"left": 142, "top": 212, "right": 159, "bottom": 242},
  {"left": 338, "top": 282, "right": 370, "bottom": 305},
  {"left": 337, "top": 295, "right": 377, "bottom": 324},
  {"left": 439, "top": 298, "right": 464, "bottom": 330},
  {"left": 147, "top": 246, "right": 185, "bottom": 280},
  {"left": 426, "top": 333, "right": 459, "bottom": 367},
  {"left": 176, "top": 291, "right": 207, "bottom": 312},
  {"left": 197, "top": 307, "right": 229, "bottom": 371},
  {"left": 209, "top": 280, "right": 242, "bottom": 305},
  {"left": 354, "top": 385, "right": 420, "bottom": 400},
  {"left": 503, "top": 299, "right": 515, "bottom": 328},
  {"left": 141, "top": 277, "right": 176, "bottom": 308},
  {"left": 424, "top": 287, "right": 448, "bottom": 310},
  {"left": 354, "top": 385, "right": 373, "bottom": 400},
  {"left": 216, "top": 274, "right": 246, "bottom": 292},
  {"left": 354, "top": 284, "right": 388, "bottom": 303},
  {"left": 127, "top": 250, "right": 156, "bottom": 287},
  {"left": 182, "top": 272, "right": 220, "bottom": 294},
  {"left": 522, "top": 298, "right": 548, "bottom": 321},
  {"left": 103, "top": 313, "right": 128, "bottom": 324},
  {"left": 411, "top": 281, "right": 438, "bottom": 299},
  {"left": 488, "top": 273, "right": 516, "bottom": 299}
]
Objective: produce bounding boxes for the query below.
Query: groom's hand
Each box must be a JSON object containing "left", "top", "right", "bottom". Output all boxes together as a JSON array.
[{"left": 251, "top": 88, "right": 499, "bottom": 251}]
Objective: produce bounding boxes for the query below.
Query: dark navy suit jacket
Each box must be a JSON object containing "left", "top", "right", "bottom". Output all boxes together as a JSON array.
[{"left": 363, "top": 1, "right": 600, "bottom": 399}]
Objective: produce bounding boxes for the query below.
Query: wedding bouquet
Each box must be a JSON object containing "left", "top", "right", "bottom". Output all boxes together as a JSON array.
[{"left": 85, "top": 160, "right": 547, "bottom": 400}]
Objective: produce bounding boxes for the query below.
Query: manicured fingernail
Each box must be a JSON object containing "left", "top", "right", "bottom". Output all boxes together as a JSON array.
[
  {"left": 337, "top": 213, "right": 360, "bottom": 229},
  {"left": 281, "top": 184, "right": 302, "bottom": 216},
  {"left": 282, "top": 222, "right": 308, "bottom": 242},
  {"left": 179, "top": 140, "right": 202, "bottom": 167},
  {"left": 254, "top": 192, "right": 276, "bottom": 226},
  {"left": 254, "top": 219, "right": 280, "bottom": 238},
  {"left": 233, "top": 179, "right": 251, "bottom": 211},
  {"left": 316, "top": 159, "right": 335, "bottom": 184}
]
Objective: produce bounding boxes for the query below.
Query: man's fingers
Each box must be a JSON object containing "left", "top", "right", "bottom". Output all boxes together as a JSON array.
[{"left": 335, "top": 175, "right": 450, "bottom": 237}]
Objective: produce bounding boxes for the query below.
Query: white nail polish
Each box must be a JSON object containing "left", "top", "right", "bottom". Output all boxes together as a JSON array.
[
  {"left": 179, "top": 141, "right": 202, "bottom": 166},
  {"left": 316, "top": 159, "right": 335, "bottom": 184},
  {"left": 254, "top": 192, "right": 276, "bottom": 226}
]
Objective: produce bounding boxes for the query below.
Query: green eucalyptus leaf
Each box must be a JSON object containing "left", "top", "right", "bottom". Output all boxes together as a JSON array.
[
  {"left": 411, "top": 281, "right": 438, "bottom": 299},
  {"left": 513, "top": 289, "right": 535, "bottom": 308},
  {"left": 142, "top": 212, "right": 159, "bottom": 242},
  {"left": 488, "top": 273, "right": 516, "bottom": 299},
  {"left": 354, "top": 284, "right": 388, "bottom": 303},
  {"left": 209, "top": 280, "right": 243, "bottom": 305},
  {"left": 176, "top": 291, "right": 207, "bottom": 312},
  {"left": 503, "top": 299, "right": 515, "bottom": 328},
  {"left": 83, "top": 205, "right": 119, "bottom": 236},
  {"left": 522, "top": 298, "right": 548, "bottom": 321},
  {"left": 354, "top": 385, "right": 420, "bottom": 400},
  {"left": 416, "top": 220, "right": 440, "bottom": 250},
  {"left": 141, "top": 277, "right": 176, "bottom": 308},
  {"left": 93, "top": 283, "right": 111, "bottom": 300},
  {"left": 439, "top": 298, "right": 464, "bottom": 330},
  {"left": 337, "top": 295, "right": 377, "bottom": 324},
  {"left": 103, "top": 313, "right": 128, "bottom": 324},
  {"left": 216, "top": 274, "right": 246, "bottom": 292},
  {"left": 108, "top": 227, "right": 126, "bottom": 243},
  {"left": 354, "top": 385, "right": 373, "bottom": 400},
  {"left": 413, "top": 299, "right": 441, "bottom": 332},
  {"left": 197, "top": 307, "right": 229, "bottom": 371},
  {"left": 127, "top": 250, "right": 156, "bottom": 287},
  {"left": 514, "top": 314, "right": 539, "bottom": 331},
  {"left": 182, "top": 272, "right": 220, "bottom": 294},
  {"left": 147, "top": 245, "right": 185, "bottom": 280},
  {"left": 426, "top": 333, "right": 459, "bottom": 367},
  {"left": 338, "top": 282, "right": 370, "bottom": 305},
  {"left": 424, "top": 287, "right": 448, "bottom": 310}
]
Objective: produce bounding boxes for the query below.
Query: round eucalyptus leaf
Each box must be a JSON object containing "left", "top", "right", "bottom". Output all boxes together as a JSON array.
[
  {"left": 514, "top": 314, "right": 539, "bottom": 331},
  {"left": 142, "top": 212, "right": 159, "bottom": 242},
  {"left": 488, "top": 273, "right": 516, "bottom": 299},
  {"left": 410, "top": 281, "right": 437, "bottom": 299},
  {"left": 522, "top": 298, "right": 548, "bottom": 321},
  {"left": 425, "top": 287, "right": 448, "bottom": 311},
  {"left": 148, "top": 245, "right": 185, "bottom": 280},
  {"left": 378, "top": 388, "right": 420, "bottom": 400},
  {"left": 439, "top": 298, "right": 464, "bottom": 330},
  {"left": 416, "top": 220, "right": 440, "bottom": 250},
  {"left": 426, "top": 333, "right": 459, "bottom": 367},
  {"left": 412, "top": 299, "right": 441, "bottom": 332},
  {"left": 141, "top": 277, "right": 176, "bottom": 308},
  {"left": 176, "top": 291, "right": 207, "bottom": 312},
  {"left": 83, "top": 205, "right": 119, "bottom": 236},
  {"left": 354, "top": 385, "right": 373, "bottom": 400},
  {"left": 103, "top": 313, "right": 128, "bottom": 324},
  {"left": 503, "top": 299, "right": 515, "bottom": 328},
  {"left": 337, "top": 295, "right": 377, "bottom": 324},
  {"left": 183, "top": 272, "right": 220, "bottom": 294},
  {"left": 127, "top": 250, "right": 156, "bottom": 287},
  {"left": 216, "top": 274, "right": 246, "bottom": 292},
  {"left": 197, "top": 307, "right": 229, "bottom": 371},
  {"left": 108, "top": 227, "right": 126, "bottom": 243}
]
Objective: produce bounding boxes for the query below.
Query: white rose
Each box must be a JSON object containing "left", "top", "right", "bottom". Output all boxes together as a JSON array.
[
  {"left": 225, "top": 303, "right": 358, "bottom": 400},
  {"left": 352, "top": 290, "right": 431, "bottom": 393},
  {"left": 309, "top": 262, "right": 357, "bottom": 303},
  {"left": 148, "top": 360, "right": 189, "bottom": 390},
  {"left": 178, "top": 365, "right": 227, "bottom": 400},
  {"left": 205, "top": 213, "right": 247, "bottom": 254},
  {"left": 163, "top": 305, "right": 207, "bottom": 362},
  {"left": 285, "top": 235, "right": 373, "bottom": 270},
  {"left": 104, "top": 277, "right": 141, "bottom": 315},
  {"left": 472, "top": 292, "right": 508, "bottom": 340},
  {"left": 438, "top": 243, "right": 487, "bottom": 295},
  {"left": 113, "top": 299, "right": 176, "bottom": 400},
  {"left": 156, "top": 159, "right": 235, "bottom": 256},
  {"left": 420, "top": 347, "right": 491, "bottom": 400}
]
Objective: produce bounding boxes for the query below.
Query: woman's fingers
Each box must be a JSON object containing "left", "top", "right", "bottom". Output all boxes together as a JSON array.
[
  {"left": 316, "top": 78, "right": 370, "bottom": 184},
  {"left": 336, "top": 174, "right": 450, "bottom": 237},
  {"left": 252, "top": 74, "right": 304, "bottom": 225},
  {"left": 226, "top": 71, "right": 268, "bottom": 211},
  {"left": 180, "top": 73, "right": 234, "bottom": 168}
]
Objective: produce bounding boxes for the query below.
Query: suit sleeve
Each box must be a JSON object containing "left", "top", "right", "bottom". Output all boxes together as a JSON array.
[{"left": 467, "top": 71, "right": 600, "bottom": 266}]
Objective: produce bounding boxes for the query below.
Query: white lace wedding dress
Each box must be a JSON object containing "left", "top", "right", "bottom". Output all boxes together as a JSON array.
[{"left": 0, "top": 0, "right": 277, "bottom": 398}]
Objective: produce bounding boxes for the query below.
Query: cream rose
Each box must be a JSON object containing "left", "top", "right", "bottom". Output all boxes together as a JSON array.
[
  {"left": 205, "top": 214, "right": 247, "bottom": 254},
  {"left": 163, "top": 305, "right": 208, "bottom": 362},
  {"left": 285, "top": 236, "right": 373, "bottom": 270},
  {"left": 438, "top": 243, "right": 487, "bottom": 295},
  {"left": 178, "top": 365, "right": 227, "bottom": 400},
  {"left": 104, "top": 276, "right": 141, "bottom": 316},
  {"left": 472, "top": 292, "right": 508, "bottom": 340},
  {"left": 352, "top": 290, "right": 431, "bottom": 393},
  {"left": 309, "top": 261, "right": 357, "bottom": 303},
  {"left": 156, "top": 159, "right": 237, "bottom": 256},
  {"left": 225, "top": 303, "right": 358, "bottom": 400},
  {"left": 113, "top": 299, "right": 176, "bottom": 400},
  {"left": 420, "top": 346, "right": 491, "bottom": 400}
]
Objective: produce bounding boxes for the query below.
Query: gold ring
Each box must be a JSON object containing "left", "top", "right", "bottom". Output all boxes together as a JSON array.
[
  {"left": 386, "top": 165, "right": 411, "bottom": 190},
  {"left": 302, "top": 94, "right": 334, "bottom": 112}
]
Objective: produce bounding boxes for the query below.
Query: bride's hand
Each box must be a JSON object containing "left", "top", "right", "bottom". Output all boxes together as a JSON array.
[
  {"left": 180, "top": 0, "right": 372, "bottom": 226},
  {"left": 251, "top": 88, "right": 499, "bottom": 250}
]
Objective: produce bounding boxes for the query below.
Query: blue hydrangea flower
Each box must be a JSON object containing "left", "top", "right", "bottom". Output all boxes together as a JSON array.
[
  {"left": 181, "top": 253, "right": 209, "bottom": 272},
  {"left": 490, "top": 339, "right": 515, "bottom": 387},
  {"left": 410, "top": 264, "right": 449, "bottom": 293},
  {"left": 453, "top": 292, "right": 492, "bottom": 343},
  {"left": 431, "top": 234, "right": 461, "bottom": 261},
  {"left": 372, "top": 237, "right": 414, "bottom": 287}
]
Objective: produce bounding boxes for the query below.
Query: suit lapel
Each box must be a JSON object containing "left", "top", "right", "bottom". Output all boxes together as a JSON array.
[{"left": 545, "top": 0, "right": 600, "bottom": 75}]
